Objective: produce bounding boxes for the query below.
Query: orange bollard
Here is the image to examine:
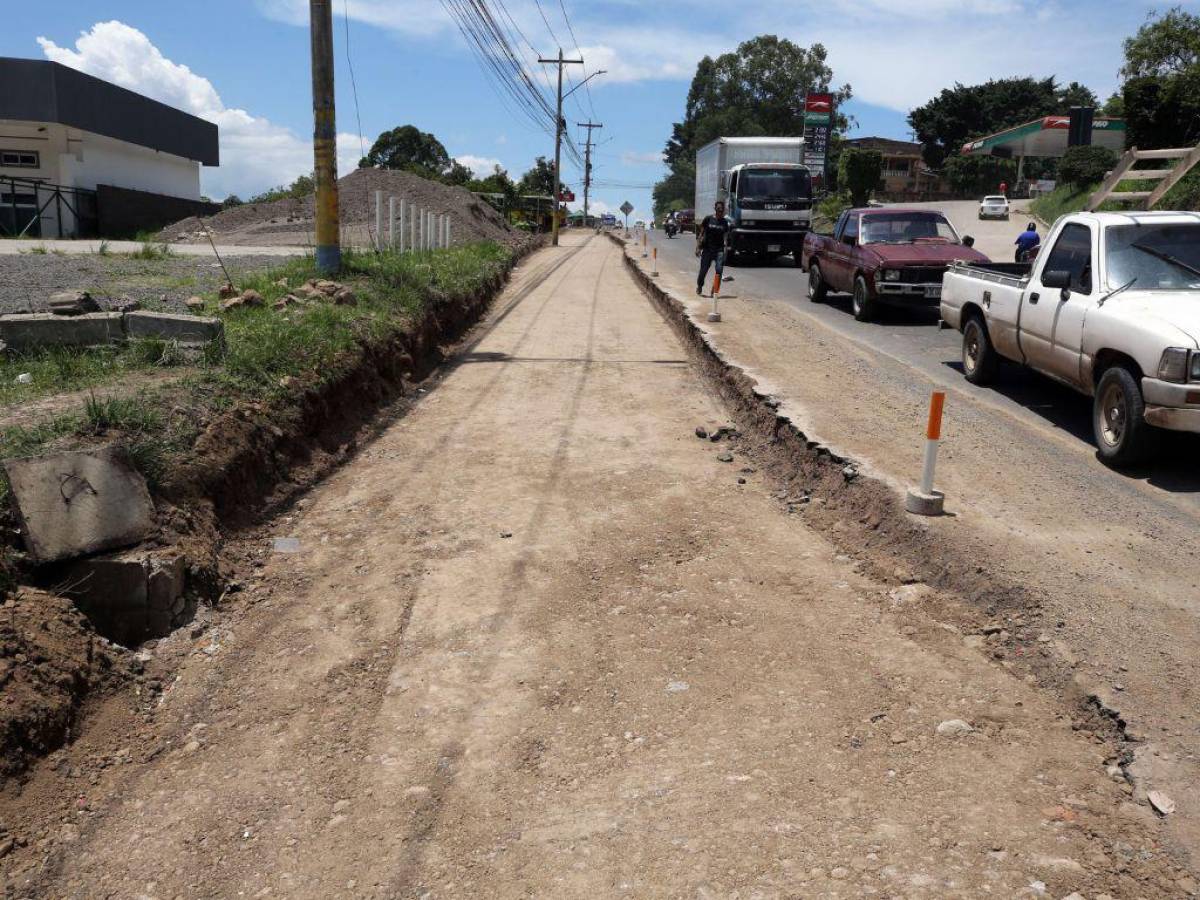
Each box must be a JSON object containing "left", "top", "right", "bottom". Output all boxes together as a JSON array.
[{"left": 905, "top": 391, "right": 947, "bottom": 515}]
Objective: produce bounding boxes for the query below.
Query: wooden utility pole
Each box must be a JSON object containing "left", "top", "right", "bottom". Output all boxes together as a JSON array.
[
  {"left": 310, "top": 0, "right": 340, "bottom": 273},
  {"left": 539, "top": 49, "right": 583, "bottom": 246},
  {"left": 577, "top": 121, "right": 603, "bottom": 226}
]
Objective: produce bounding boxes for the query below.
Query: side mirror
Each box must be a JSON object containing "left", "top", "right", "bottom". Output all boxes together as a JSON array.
[
  {"left": 719, "top": 171, "right": 730, "bottom": 191},
  {"left": 1041, "top": 269, "right": 1071, "bottom": 290},
  {"left": 962, "top": 235, "right": 976, "bottom": 248},
  {"left": 844, "top": 234, "right": 858, "bottom": 248}
]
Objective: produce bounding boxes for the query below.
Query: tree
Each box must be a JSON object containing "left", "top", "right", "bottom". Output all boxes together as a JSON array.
[
  {"left": 518, "top": 157, "right": 567, "bottom": 197},
  {"left": 444, "top": 160, "right": 475, "bottom": 187},
  {"left": 941, "top": 154, "right": 1017, "bottom": 195},
  {"left": 909, "top": 77, "right": 1094, "bottom": 168},
  {"left": 1121, "top": 7, "right": 1200, "bottom": 78},
  {"left": 248, "top": 173, "right": 316, "bottom": 204},
  {"left": 1102, "top": 92, "right": 1125, "bottom": 117},
  {"left": 654, "top": 35, "right": 853, "bottom": 217},
  {"left": 221, "top": 194, "right": 244, "bottom": 209},
  {"left": 838, "top": 148, "right": 882, "bottom": 207},
  {"left": 361, "top": 125, "right": 451, "bottom": 175},
  {"left": 1058, "top": 145, "right": 1117, "bottom": 187}
]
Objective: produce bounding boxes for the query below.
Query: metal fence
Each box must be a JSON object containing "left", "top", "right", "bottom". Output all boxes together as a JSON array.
[{"left": 0, "top": 176, "right": 99, "bottom": 239}]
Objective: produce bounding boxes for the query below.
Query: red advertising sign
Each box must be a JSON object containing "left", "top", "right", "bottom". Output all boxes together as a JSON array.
[{"left": 805, "top": 93, "right": 833, "bottom": 115}]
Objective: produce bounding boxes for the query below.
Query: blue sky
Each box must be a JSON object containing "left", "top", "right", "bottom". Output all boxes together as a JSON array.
[{"left": 0, "top": 1, "right": 1179, "bottom": 219}]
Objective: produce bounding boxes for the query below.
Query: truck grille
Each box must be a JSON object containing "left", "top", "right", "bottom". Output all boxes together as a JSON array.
[{"left": 896, "top": 266, "right": 947, "bottom": 283}]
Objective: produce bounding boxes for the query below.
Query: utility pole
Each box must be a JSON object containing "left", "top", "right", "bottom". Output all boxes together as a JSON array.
[
  {"left": 310, "top": 0, "right": 340, "bottom": 273},
  {"left": 577, "top": 121, "right": 603, "bottom": 226},
  {"left": 539, "top": 49, "right": 583, "bottom": 247}
]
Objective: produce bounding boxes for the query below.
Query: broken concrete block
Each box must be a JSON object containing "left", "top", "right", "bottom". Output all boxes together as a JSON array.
[
  {"left": 49, "top": 291, "right": 100, "bottom": 316},
  {"left": 147, "top": 554, "right": 186, "bottom": 611},
  {"left": 124, "top": 311, "right": 224, "bottom": 346},
  {"left": 0, "top": 313, "right": 124, "bottom": 351},
  {"left": 4, "top": 446, "right": 155, "bottom": 564}
]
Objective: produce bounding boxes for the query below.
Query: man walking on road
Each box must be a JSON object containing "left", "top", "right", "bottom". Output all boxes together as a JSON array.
[{"left": 696, "top": 200, "right": 731, "bottom": 296}]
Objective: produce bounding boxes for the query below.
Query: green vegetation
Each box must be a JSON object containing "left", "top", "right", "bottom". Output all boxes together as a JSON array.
[
  {"left": 129, "top": 238, "right": 173, "bottom": 260},
  {"left": 1029, "top": 184, "right": 1094, "bottom": 224},
  {"left": 1058, "top": 146, "right": 1118, "bottom": 189},
  {"left": 653, "top": 35, "right": 853, "bottom": 217},
  {"left": 838, "top": 148, "right": 883, "bottom": 207},
  {"left": 0, "top": 242, "right": 515, "bottom": 499}
]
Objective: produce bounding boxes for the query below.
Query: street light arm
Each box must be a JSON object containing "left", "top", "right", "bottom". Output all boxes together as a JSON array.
[{"left": 563, "top": 70, "right": 607, "bottom": 100}]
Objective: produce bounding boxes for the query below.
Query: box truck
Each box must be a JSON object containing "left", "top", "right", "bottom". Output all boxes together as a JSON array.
[{"left": 694, "top": 137, "right": 812, "bottom": 265}]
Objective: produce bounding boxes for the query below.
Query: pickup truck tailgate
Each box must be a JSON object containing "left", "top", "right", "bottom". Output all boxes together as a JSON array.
[{"left": 941, "top": 267, "right": 1027, "bottom": 361}]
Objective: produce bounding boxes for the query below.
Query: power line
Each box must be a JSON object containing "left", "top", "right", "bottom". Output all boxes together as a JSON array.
[
  {"left": 556, "top": 0, "right": 596, "bottom": 120},
  {"left": 342, "top": 0, "right": 367, "bottom": 162}
]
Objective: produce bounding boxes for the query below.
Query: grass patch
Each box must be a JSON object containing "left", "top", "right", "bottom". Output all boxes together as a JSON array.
[
  {"left": 1030, "top": 184, "right": 1094, "bottom": 225},
  {"left": 0, "top": 242, "right": 515, "bottom": 495},
  {"left": 128, "top": 239, "right": 172, "bottom": 261}
]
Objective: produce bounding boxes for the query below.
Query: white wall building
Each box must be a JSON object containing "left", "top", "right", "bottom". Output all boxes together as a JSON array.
[{"left": 0, "top": 58, "right": 218, "bottom": 238}]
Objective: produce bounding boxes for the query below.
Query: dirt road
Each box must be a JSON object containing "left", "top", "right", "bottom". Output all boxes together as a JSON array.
[{"left": 3, "top": 234, "right": 1187, "bottom": 897}]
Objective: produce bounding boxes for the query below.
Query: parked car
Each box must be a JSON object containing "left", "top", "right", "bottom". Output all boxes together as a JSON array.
[
  {"left": 801, "top": 207, "right": 989, "bottom": 321},
  {"left": 979, "top": 195, "right": 1010, "bottom": 220},
  {"left": 941, "top": 211, "right": 1200, "bottom": 465}
]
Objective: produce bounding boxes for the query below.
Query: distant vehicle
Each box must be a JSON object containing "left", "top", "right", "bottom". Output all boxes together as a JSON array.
[
  {"left": 635, "top": 219, "right": 646, "bottom": 229},
  {"left": 674, "top": 209, "right": 696, "bottom": 233},
  {"left": 600, "top": 213, "right": 618, "bottom": 229},
  {"left": 943, "top": 211, "right": 1200, "bottom": 465},
  {"left": 694, "top": 137, "right": 812, "bottom": 265},
  {"left": 801, "top": 207, "right": 989, "bottom": 322},
  {"left": 664, "top": 217, "right": 679, "bottom": 239},
  {"left": 979, "top": 195, "right": 1010, "bottom": 220}
]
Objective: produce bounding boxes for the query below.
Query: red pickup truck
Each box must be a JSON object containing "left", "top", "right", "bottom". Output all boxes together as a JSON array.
[{"left": 800, "top": 207, "right": 990, "bottom": 321}]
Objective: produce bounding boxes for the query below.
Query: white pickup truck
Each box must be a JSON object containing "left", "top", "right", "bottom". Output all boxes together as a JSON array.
[{"left": 941, "top": 211, "right": 1200, "bottom": 465}]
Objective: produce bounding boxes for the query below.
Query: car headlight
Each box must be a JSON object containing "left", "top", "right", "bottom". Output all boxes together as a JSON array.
[
  {"left": 1158, "top": 347, "right": 1191, "bottom": 383},
  {"left": 882, "top": 269, "right": 901, "bottom": 282}
]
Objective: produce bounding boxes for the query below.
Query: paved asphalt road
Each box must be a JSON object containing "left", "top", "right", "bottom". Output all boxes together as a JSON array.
[{"left": 646, "top": 199, "right": 1200, "bottom": 503}]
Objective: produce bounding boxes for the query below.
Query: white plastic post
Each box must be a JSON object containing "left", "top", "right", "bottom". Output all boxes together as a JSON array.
[
  {"left": 652, "top": 246, "right": 658, "bottom": 277},
  {"left": 399, "top": 199, "right": 407, "bottom": 253},
  {"left": 410, "top": 206, "right": 417, "bottom": 253},
  {"left": 437, "top": 215, "right": 445, "bottom": 249},
  {"left": 418, "top": 209, "right": 425, "bottom": 251},
  {"left": 905, "top": 392, "right": 947, "bottom": 516},
  {"left": 445, "top": 217, "right": 452, "bottom": 248},
  {"left": 388, "top": 196, "right": 396, "bottom": 249},
  {"left": 374, "top": 190, "right": 383, "bottom": 251}
]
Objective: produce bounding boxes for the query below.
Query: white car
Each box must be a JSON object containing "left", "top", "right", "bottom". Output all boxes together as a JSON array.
[{"left": 978, "top": 195, "right": 1010, "bottom": 220}]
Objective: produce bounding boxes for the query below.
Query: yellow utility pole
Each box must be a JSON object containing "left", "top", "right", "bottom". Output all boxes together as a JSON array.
[{"left": 310, "top": 0, "right": 341, "bottom": 273}]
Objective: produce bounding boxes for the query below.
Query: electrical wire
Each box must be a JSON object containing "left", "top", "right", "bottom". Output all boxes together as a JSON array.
[{"left": 342, "top": 0, "right": 367, "bottom": 163}]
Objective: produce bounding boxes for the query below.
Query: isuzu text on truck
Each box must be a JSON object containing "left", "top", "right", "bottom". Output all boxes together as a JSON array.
[
  {"left": 941, "top": 211, "right": 1200, "bottom": 465},
  {"left": 694, "top": 137, "right": 812, "bottom": 265}
]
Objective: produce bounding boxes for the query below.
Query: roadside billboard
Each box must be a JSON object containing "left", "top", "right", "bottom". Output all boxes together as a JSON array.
[{"left": 803, "top": 92, "right": 834, "bottom": 190}]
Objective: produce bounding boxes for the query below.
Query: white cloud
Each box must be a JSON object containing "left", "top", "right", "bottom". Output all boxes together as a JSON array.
[
  {"left": 38, "top": 20, "right": 361, "bottom": 199},
  {"left": 455, "top": 155, "right": 504, "bottom": 178}
]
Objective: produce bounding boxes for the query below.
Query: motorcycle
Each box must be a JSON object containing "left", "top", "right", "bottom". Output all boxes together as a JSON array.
[{"left": 664, "top": 219, "right": 679, "bottom": 239}]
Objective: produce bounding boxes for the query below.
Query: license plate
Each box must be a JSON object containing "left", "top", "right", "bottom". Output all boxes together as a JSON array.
[
  {"left": 924, "top": 285, "right": 942, "bottom": 299},
  {"left": 767, "top": 244, "right": 781, "bottom": 252}
]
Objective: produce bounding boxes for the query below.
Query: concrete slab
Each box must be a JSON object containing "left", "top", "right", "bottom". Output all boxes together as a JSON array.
[
  {"left": 124, "top": 310, "right": 224, "bottom": 345},
  {"left": 57, "top": 551, "right": 188, "bottom": 645},
  {"left": 4, "top": 446, "right": 155, "bottom": 563},
  {"left": 0, "top": 312, "right": 124, "bottom": 351}
]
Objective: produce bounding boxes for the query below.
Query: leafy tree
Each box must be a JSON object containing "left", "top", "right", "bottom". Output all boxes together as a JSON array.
[
  {"left": 654, "top": 35, "right": 853, "bottom": 216},
  {"left": 361, "top": 125, "right": 451, "bottom": 175},
  {"left": 221, "top": 194, "right": 244, "bottom": 209},
  {"left": 1102, "top": 92, "right": 1125, "bottom": 117},
  {"left": 838, "top": 148, "right": 882, "bottom": 206},
  {"left": 909, "top": 77, "right": 1095, "bottom": 168},
  {"left": 1121, "top": 7, "right": 1200, "bottom": 78},
  {"left": 248, "top": 174, "right": 316, "bottom": 204},
  {"left": 1058, "top": 145, "right": 1117, "bottom": 187},
  {"left": 517, "top": 157, "right": 568, "bottom": 197},
  {"left": 444, "top": 160, "right": 475, "bottom": 187},
  {"left": 941, "top": 154, "right": 1018, "bottom": 195}
]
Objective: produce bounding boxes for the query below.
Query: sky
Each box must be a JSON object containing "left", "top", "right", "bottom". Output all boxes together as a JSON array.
[{"left": 0, "top": 1, "right": 1180, "bottom": 221}]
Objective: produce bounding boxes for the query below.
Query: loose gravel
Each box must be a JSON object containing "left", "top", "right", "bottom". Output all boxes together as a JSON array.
[{"left": 0, "top": 252, "right": 283, "bottom": 315}]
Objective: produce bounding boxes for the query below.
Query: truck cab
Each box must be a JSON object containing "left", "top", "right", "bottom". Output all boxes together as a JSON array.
[{"left": 723, "top": 163, "right": 813, "bottom": 264}]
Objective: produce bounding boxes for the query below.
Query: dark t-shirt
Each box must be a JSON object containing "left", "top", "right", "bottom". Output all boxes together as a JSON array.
[{"left": 699, "top": 215, "right": 730, "bottom": 252}]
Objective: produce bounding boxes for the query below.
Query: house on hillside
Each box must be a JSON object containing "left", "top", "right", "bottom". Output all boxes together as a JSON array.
[
  {"left": 0, "top": 57, "right": 220, "bottom": 239},
  {"left": 842, "top": 137, "right": 950, "bottom": 200}
]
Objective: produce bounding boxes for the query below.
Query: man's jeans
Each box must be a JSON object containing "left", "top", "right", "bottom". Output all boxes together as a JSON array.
[{"left": 698, "top": 247, "right": 725, "bottom": 291}]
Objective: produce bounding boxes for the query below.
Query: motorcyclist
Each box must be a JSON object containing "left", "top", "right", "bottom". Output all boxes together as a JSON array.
[{"left": 1014, "top": 221, "right": 1040, "bottom": 262}]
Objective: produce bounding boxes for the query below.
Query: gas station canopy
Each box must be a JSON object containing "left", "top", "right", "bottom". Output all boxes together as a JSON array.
[{"left": 961, "top": 116, "right": 1126, "bottom": 158}]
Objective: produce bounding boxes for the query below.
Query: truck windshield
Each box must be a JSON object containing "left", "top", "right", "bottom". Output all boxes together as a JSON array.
[
  {"left": 1106, "top": 224, "right": 1200, "bottom": 290},
  {"left": 861, "top": 212, "right": 959, "bottom": 245},
  {"left": 739, "top": 169, "right": 811, "bottom": 200}
]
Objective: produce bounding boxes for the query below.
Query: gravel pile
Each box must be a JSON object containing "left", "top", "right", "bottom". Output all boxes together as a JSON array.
[
  {"left": 160, "top": 167, "right": 522, "bottom": 250},
  {"left": 0, "top": 254, "right": 281, "bottom": 315}
]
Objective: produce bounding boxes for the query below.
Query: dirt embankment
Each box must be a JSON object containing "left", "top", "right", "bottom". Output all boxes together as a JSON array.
[
  {"left": 160, "top": 168, "right": 522, "bottom": 250},
  {"left": 0, "top": 237, "right": 542, "bottom": 784}
]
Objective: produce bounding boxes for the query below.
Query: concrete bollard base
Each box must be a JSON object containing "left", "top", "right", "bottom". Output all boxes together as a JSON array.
[
  {"left": 905, "top": 488, "right": 945, "bottom": 516},
  {"left": 707, "top": 312, "right": 722, "bottom": 323}
]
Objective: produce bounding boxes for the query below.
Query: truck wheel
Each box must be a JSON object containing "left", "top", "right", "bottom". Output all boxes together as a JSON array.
[
  {"left": 851, "top": 276, "right": 876, "bottom": 322},
  {"left": 1093, "top": 366, "right": 1158, "bottom": 467},
  {"left": 808, "top": 264, "right": 827, "bottom": 302},
  {"left": 962, "top": 315, "right": 998, "bottom": 385}
]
